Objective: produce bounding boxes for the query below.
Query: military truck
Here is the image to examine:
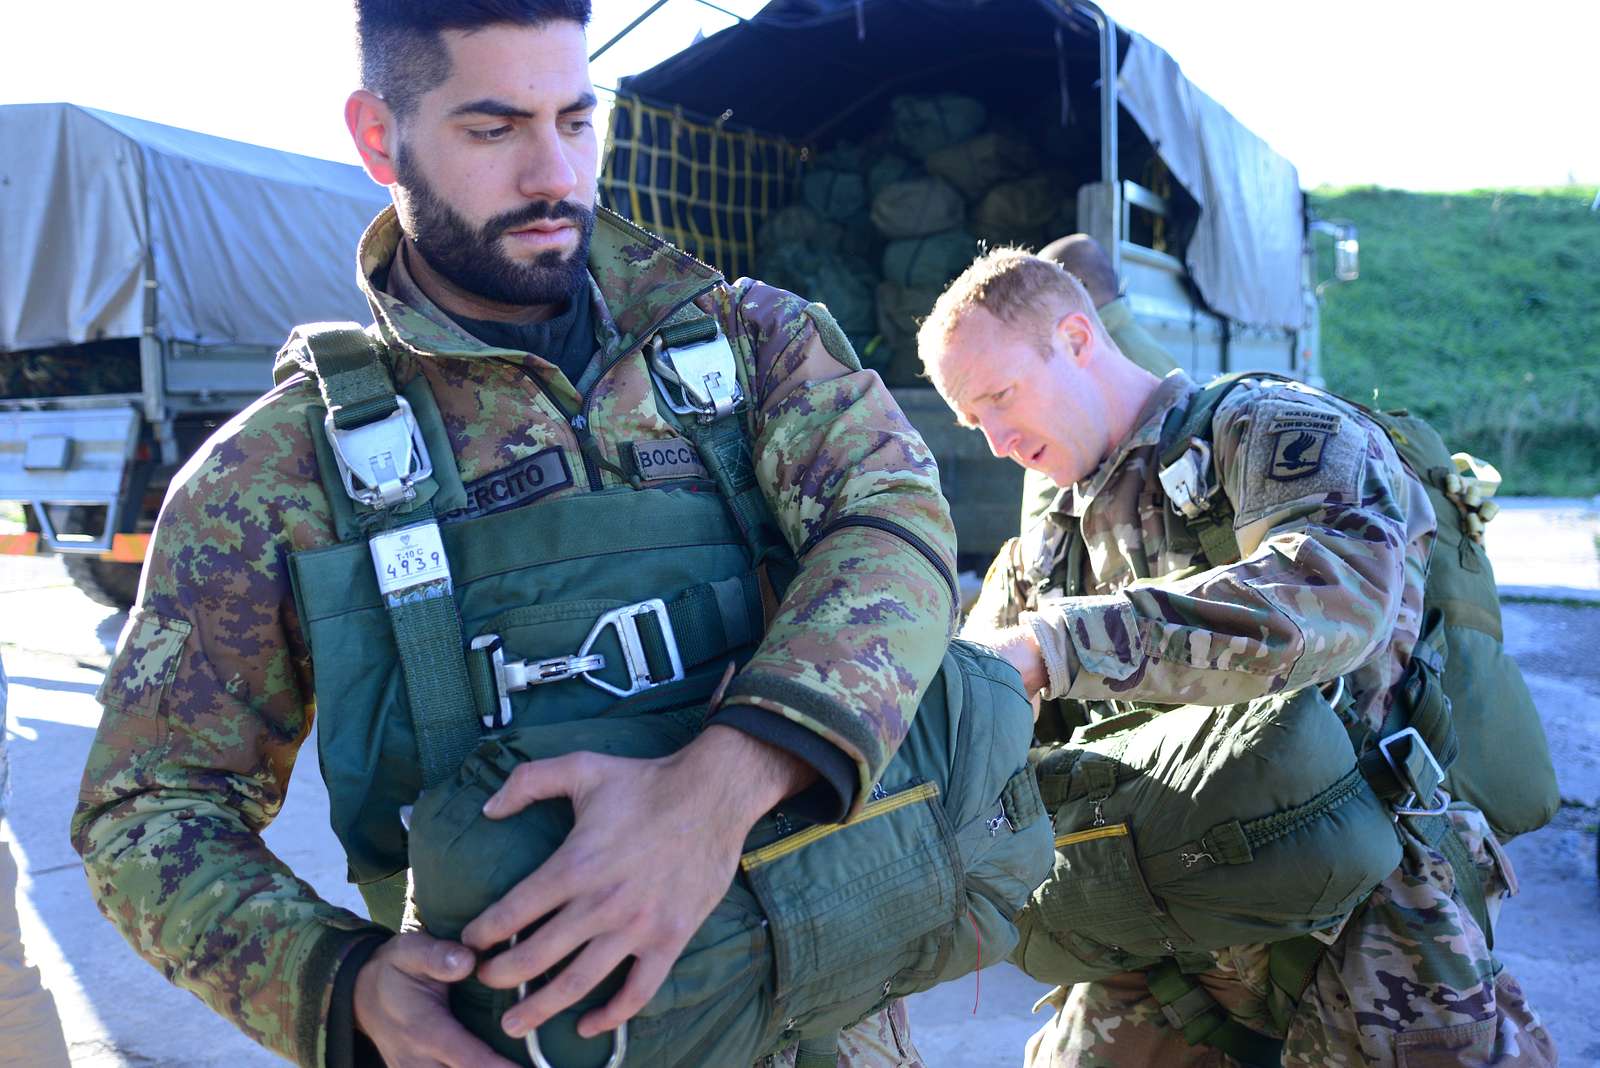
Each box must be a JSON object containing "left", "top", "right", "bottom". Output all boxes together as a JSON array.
[
  {"left": 0, "top": 104, "right": 387, "bottom": 607},
  {"left": 600, "top": 0, "right": 1357, "bottom": 567}
]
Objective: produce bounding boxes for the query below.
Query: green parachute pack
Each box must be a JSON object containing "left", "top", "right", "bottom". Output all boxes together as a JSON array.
[
  {"left": 410, "top": 639, "right": 1051, "bottom": 1068},
  {"left": 274, "top": 307, "right": 1051, "bottom": 1068},
  {"left": 1155, "top": 372, "right": 1559, "bottom": 843}
]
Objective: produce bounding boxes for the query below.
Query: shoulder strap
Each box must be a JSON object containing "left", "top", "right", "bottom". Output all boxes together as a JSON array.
[
  {"left": 280, "top": 322, "right": 480, "bottom": 790},
  {"left": 646, "top": 296, "right": 794, "bottom": 580},
  {"left": 1154, "top": 372, "right": 1260, "bottom": 567}
]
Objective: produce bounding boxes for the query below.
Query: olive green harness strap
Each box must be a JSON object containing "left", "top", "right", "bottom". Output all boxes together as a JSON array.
[
  {"left": 381, "top": 507, "right": 481, "bottom": 788},
  {"left": 283, "top": 322, "right": 481, "bottom": 790},
  {"left": 1146, "top": 960, "right": 1284, "bottom": 1067},
  {"left": 462, "top": 570, "right": 766, "bottom": 723},
  {"left": 792, "top": 1035, "right": 840, "bottom": 1068}
]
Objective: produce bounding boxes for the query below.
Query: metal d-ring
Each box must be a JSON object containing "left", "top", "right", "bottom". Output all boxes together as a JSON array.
[{"left": 506, "top": 932, "right": 629, "bottom": 1068}]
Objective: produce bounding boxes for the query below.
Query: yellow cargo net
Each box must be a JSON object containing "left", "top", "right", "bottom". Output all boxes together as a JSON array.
[{"left": 601, "top": 94, "right": 804, "bottom": 280}]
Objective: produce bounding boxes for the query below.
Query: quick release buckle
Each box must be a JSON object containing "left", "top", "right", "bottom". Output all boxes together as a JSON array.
[
  {"left": 1157, "top": 438, "right": 1216, "bottom": 520},
  {"left": 324, "top": 397, "right": 433, "bottom": 509},
  {"left": 1378, "top": 726, "right": 1450, "bottom": 818},
  {"left": 471, "top": 599, "right": 685, "bottom": 727},
  {"left": 648, "top": 334, "right": 745, "bottom": 423}
]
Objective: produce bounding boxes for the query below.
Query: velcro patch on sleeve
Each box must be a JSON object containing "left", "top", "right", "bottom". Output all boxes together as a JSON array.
[
  {"left": 628, "top": 437, "right": 709, "bottom": 481},
  {"left": 1233, "top": 399, "right": 1362, "bottom": 527},
  {"left": 96, "top": 610, "right": 192, "bottom": 716}
]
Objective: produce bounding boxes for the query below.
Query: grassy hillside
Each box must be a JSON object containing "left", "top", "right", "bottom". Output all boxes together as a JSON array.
[{"left": 1309, "top": 186, "right": 1600, "bottom": 496}]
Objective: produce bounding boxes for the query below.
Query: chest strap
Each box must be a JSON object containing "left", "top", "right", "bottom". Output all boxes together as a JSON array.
[
  {"left": 465, "top": 571, "right": 767, "bottom": 728},
  {"left": 279, "top": 322, "right": 480, "bottom": 790}
]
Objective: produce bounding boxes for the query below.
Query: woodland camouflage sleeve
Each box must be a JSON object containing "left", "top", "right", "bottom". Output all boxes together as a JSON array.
[
  {"left": 1034, "top": 385, "right": 1423, "bottom": 705},
  {"left": 69, "top": 388, "right": 389, "bottom": 1067},
  {"left": 709, "top": 282, "right": 958, "bottom": 816}
]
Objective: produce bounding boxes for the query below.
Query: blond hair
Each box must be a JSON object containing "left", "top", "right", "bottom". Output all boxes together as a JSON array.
[{"left": 917, "top": 247, "right": 1099, "bottom": 363}]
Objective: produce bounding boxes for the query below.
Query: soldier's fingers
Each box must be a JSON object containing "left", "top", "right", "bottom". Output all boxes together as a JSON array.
[
  {"left": 384, "top": 931, "right": 476, "bottom": 983},
  {"left": 481, "top": 752, "right": 601, "bottom": 819},
  {"left": 475, "top": 897, "right": 613, "bottom": 990},
  {"left": 578, "top": 945, "right": 672, "bottom": 1038},
  {"left": 462, "top": 834, "right": 603, "bottom": 949},
  {"left": 502, "top": 936, "right": 632, "bottom": 1039},
  {"left": 460, "top": 850, "right": 585, "bottom": 952}
]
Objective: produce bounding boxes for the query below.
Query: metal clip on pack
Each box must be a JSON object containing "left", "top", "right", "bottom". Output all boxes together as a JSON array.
[
  {"left": 325, "top": 396, "right": 433, "bottom": 508},
  {"left": 649, "top": 333, "right": 745, "bottom": 423}
]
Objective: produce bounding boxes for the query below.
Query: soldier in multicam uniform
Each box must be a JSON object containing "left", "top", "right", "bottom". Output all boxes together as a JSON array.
[
  {"left": 1017, "top": 234, "right": 1178, "bottom": 532},
  {"left": 70, "top": 4, "right": 954, "bottom": 1067},
  {"left": 918, "top": 249, "right": 1555, "bottom": 1067}
]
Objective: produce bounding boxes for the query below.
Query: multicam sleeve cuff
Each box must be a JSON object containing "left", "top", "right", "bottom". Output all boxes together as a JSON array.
[{"left": 1021, "top": 611, "right": 1073, "bottom": 700}]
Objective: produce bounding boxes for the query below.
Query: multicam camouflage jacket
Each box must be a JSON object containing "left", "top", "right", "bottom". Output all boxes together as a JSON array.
[
  {"left": 71, "top": 206, "right": 958, "bottom": 1067},
  {"left": 979, "top": 371, "right": 1436, "bottom": 734}
]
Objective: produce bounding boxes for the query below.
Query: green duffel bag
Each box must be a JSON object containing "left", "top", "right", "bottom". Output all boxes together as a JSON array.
[
  {"left": 890, "top": 93, "right": 987, "bottom": 159},
  {"left": 973, "top": 175, "right": 1064, "bottom": 248},
  {"left": 1013, "top": 684, "right": 1402, "bottom": 987},
  {"left": 870, "top": 176, "right": 966, "bottom": 239},
  {"left": 757, "top": 204, "right": 843, "bottom": 253},
  {"left": 925, "top": 132, "right": 1038, "bottom": 201},
  {"left": 410, "top": 640, "right": 1053, "bottom": 1068},
  {"left": 801, "top": 167, "right": 868, "bottom": 221},
  {"left": 867, "top": 152, "right": 917, "bottom": 198},
  {"left": 881, "top": 228, "right": 980, "bottom": 290}
]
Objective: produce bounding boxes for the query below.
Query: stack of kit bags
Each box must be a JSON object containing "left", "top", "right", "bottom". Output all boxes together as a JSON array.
[{"left": 755, "top": 93, "right": 1075, "bottom": 385}]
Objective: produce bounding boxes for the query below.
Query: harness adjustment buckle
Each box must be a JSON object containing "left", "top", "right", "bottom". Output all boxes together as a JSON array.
[
  {"left": 1379, "top": 726, "right": 1450, "bottom": 818},
  {"left": 649, "top": 333, "right": 745, "bottom": 424},
  {"left": 324, "top": 396, "right": 433, "bottom": 509},
  {"left": 578, "top": 599, "right": 684, "bottom": 698},
  {"left": 470, "top": 599, "right": 684, "bottom": 725}
]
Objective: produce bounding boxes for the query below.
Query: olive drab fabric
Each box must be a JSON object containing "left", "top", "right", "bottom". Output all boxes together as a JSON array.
[
  {"left": 408, "top": 640, "right": 1051, "bottom": 1068},
  {"left": 985, "top": 373, "right": 1553, "bottom": 1066},
  {"left": 1152, "top": 374, "right": 1557, "bottom": 843},
  {"left": 1361, "top": 408, "right": 1558, "bottom": 840},
  {"left": 71, "top": 204, "right": 959, "bottom": 1068},
  {"left": 1011, "top": 687, "right": 1400, "bottom": 988}
]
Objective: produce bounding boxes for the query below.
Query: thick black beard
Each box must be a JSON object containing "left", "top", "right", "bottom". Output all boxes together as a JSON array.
[{"left": 394, "top": 147, "right": 595, "bottom": 307}]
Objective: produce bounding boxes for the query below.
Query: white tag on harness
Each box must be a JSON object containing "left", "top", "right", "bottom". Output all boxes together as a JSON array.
[{"left": 370, "top": 520, "right": 453, "bottom": 598}]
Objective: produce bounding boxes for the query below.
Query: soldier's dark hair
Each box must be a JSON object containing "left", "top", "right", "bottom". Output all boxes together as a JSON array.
[{"left": 356, "top": 0, "right": 593, "bottom": 120}]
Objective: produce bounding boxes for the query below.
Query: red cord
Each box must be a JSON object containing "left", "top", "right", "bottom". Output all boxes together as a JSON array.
[{"left": 967, "top": 909, "right": 982, "bottom": 1014}]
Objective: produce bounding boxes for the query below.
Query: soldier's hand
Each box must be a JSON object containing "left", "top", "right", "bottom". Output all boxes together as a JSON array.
[
  {"left": 461, "top": 724, "right": 812, "bottom": 1045},
  {"left": 352, "top": 931, "right": 519, "bottom": 1068}
]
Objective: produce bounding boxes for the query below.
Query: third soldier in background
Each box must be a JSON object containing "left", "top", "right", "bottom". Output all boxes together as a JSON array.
[{"left": 919, "top": 248, "right": 1555, "bottom": 1066}]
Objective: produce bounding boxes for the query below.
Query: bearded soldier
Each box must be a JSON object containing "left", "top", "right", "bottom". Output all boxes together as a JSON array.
[
  {"left": 72, "top": 4, "right": 956, "bottom": 1066},
  {"left": 918, "top": 248, "right": 1554, "bottom": 1067}
]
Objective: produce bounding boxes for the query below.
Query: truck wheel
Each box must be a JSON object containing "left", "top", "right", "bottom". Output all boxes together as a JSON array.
[{"left": 62, "top": 555, "right": 143, "bottom": 611}]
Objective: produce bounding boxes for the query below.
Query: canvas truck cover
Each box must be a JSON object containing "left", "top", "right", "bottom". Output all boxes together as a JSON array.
[
  {"left": 1116, "top": 32, "right": 1305, "bottom": 331},
  {"left": 614, "top": 0, "right": 1306, "bottom": 332},
  {"left": 0, "top": 103, "right": 388, "bottom": 352}
]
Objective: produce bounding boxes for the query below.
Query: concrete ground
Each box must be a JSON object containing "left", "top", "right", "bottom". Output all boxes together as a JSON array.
[{"left": 1, "top": 499, "right": 1597, "bottom": 1066}]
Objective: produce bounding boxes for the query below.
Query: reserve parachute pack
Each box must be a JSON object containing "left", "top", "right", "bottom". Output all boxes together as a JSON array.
[
  {"left": 272, "top": 306, "right": 1050, "bottom": 1068},
  {"left": 410, "top": 639, "right": 1051, "bottom": 1068},
  {"left": 1156, "top": 372, "right": 1559, "bottom": 843}
]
